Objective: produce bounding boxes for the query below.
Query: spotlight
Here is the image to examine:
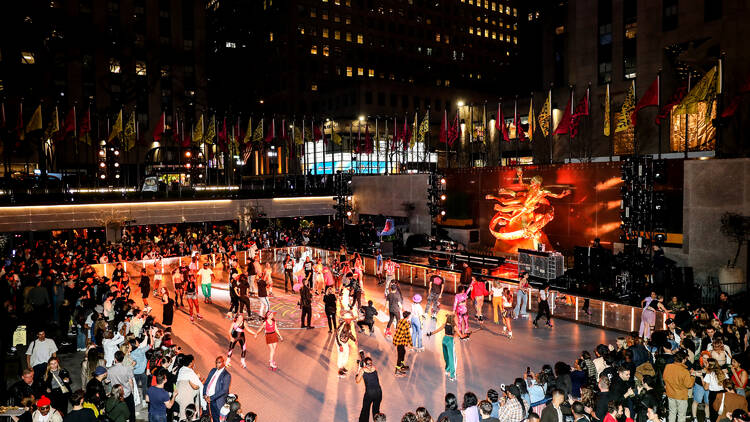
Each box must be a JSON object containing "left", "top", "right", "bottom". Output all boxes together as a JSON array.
[
  {"left": 185, "top": 151, "right": 192, "bottom": 158},
  {"left": 346, "top": 211, "right": 352, "bottom": 217},
  {"left": 113, "top": 150, "right": 120, "bottom": 156},
  {"left": 99, "top": 150, "right": 106, "bottom": 157},
  {"left": 100, "top": 162, "right": 106, "bottom": 168},
  {"left": 440, "top": 194, "right": 446, "bottom": 201},
  {"left": 100, "top": 174, "right": 106, "bottom": 179},
  {"left": 440, "top": 178, "right": 446, "bottom": 184},
  {"left": 440, "top": 210, "right": 446, "bottom": 216},
  {"left": 114, "top": 162, "right": 119, "bottom": 168},
  {"left": 115, "top": 174, "right": 120, "bottom": 179}
]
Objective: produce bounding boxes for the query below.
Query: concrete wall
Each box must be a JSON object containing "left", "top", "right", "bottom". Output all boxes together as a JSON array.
[
  {"left": 681, "top": 158, "right": 750, "bottom": 281},
  {"left": 0, "top": 197, "right": 336, "bottom": 232},
  {"left": 352, "top": 173, "right": 431, "bottom": 235}
]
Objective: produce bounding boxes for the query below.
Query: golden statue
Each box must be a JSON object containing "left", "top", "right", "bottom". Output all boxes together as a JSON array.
[{"left": 485, "top": 168, "right": 571, "bottom": 252}]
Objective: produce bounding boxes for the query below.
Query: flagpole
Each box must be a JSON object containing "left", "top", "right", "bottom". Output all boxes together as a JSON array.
[
  {"left": 684, "top": 73, "right": 691, "bottom": 159},
  {"left": 716, "top": 54, "right": 725, "bottom": 156},
  {"left": 657, "top": 70, "right": 663, "bottom": 159},
  {"left": 607, "top": 84, "right": 613, "bottom": 162},
  {"left": 568, "top": 86, "right": 573, "bottom": 162},
  {"left": 548, "top": 85, "right": 553, "bottom": 164},
  {"left": 515, "top": 96, "right": 520, "bottom": 165},
  {"left": 632, "top": 80, "right": 639, "bottom": 157}
]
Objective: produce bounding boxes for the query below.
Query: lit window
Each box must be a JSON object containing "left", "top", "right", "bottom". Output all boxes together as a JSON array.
[
  {"left": 346, "top": 66, "right": 353, "bottom": 77},
  {"left": 109, "top": 58, "right": 120, "bottom": 73},
  {"left": 334, "top": 14, "right": 340, "bottom": 22},
  {"left": 225, "top": 41, "right": 236, "bottom": 48},
  {"left": 445, "top": 80, "right": 450, "bottom": 87},
  {"left": 485, "top": 29, "right": 489, "bottom": 37},
  {"left": 389, "top": 73, "right": 395, "bottom": 80},
  {"left": 476, "top": 27, "right": 481, "bottom": 35},
  {"left": 310, "top": 8, "right": 316, "bottom": 17},
  {"left": 485, "top": 0, "right": 489, "bottom": 8},
  {"left": 311, "top": 84, "right": 318, "bottom": 91},
  {"left": 368, "top": 69, "right": 375, "bottom": 77},
  {"left": 160, "top": 65, "right": 170, "bottom": 78},
  {"left": 345, "top": 0, "right": 350, "bottom": 5},
  {"left": 555, "top": 25, "right": 565, "bottom": 35},
  {"left": 21, "top": 51, "right": 35, "bottom": 64},
  {"left": 334, "top": 0, "right": 340, "bottom": 4},
  {"left": 469, "top": 27, "right": 474, "bottom": 34},
  {"left": 506, "top": 6, "right": 510, "bottom": 14},
  {"left": 444, "top": 35, "right": 450, "bottom": 44},
  {"left": 491, "top": 2, "right": 496, "bottom": 11},
  {"left": 492, "top": 31, "right": 496, "bottom": 39},
  {"left": 477, "top": 73, "right": 482, "bottom": 79},
  {"left": 436, "top": 79, "right": 442, "bottom": 86},
  {"left": 499, "top": 33, "right": 504, "bottom": 41},
  {"left": 357, "top": 34, "right": 363, "bottom": 44},
  {"left": 435, "top": 33, "right": 441, "bottom": 42},
  {"left": 323, "top": 28, "right": 329, "bottom": 38},
  {"left": 357, "top": 67, "right": 364, "bottom": 76},
  {"left": 310, "top": 45, "right": 318, "bottom": 54},
  {"left": 345, "top": 16, "right": 351, "bottom": 24},
  {"left": 513, "top": 8, "right": 517, "bottom": 17},
  {"left": 346, "top": 32, "right": 352, "bottom": 41},
  {"left": 322, "top": 10, "right": 328, "bottom": 20},
  {"left": 513, "top": 36, "right": 517, "bottom": 44},
  {"left": 334, "top": 30, "right": 341, "bottom": 40},
  {"left": 323, "top": 46, "right": 329, "bottom": 56},
  {"left": 135, "top": 61, "right": 147, "bottom": 76},
  {"left": 468, "top": 0, "right": 473, "bottom": 4},
  {"left": 298, "top": 26, "right": 305, "bottom": 35},
  {"left": 269, "top": 32, "right": 274, "bottom": 41},
  {"left": 322, "top": 0, "right": 327, "bottom": 2}
]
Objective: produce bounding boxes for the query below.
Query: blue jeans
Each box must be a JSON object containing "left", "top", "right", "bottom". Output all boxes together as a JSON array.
[
  {"left": 514, "top": 289, "right": 528, "bottom": 317},
  {"left": 410, "top": 317, "right": 422, "bottom": 349},
  {"left": 149, "top": 413, "right": 167, "bottom": 422},
  {"left": 76, "top": 329, "right": 86, "bottom": 350}
]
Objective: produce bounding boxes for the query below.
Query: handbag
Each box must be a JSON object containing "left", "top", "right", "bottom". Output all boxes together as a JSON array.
[{"left": 51, "top": 370, "right": 69, "bottom": 394}]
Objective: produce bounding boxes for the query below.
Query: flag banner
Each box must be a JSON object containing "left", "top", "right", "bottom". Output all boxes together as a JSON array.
[
  {"left": 205, "top": 115, "right": 216, "bottom": 144},
  {"left": 409, "top": 112, "right": 418, "bottom": 148},
  {"left": 538, "top": 95, "right": 551, "bottom": 137},
  {"left": 571, "top": 89, "right": 590, "bottom": 139},
  {"left": 108, "top": 110, "right": 122, "bottom": 141},
  {"left": 674, "top": 66, "right": 717, "bottom": 115},
  {"left": 497, "top": 104, "right": 510, "bottom": 141},
  {"left": 44, "top": 106, "right": 59, "bottom": 140},
  {"left": 448, "top": 112, "right": 459, "bottom": 147},
  {"left": 61, "top": 107, "right": 76, "bottom": 139},
  {"left": 16, "top": 104, "right": 25, "bottom": 140},
  {"left": 242, "top": 118, "right": 253, "bottom": 144},
  {"left": 265, "top": 118, "right": 275, "bottom": 143},
  {"left": 0, "top": 103, "right": 5, "bottom": 129},
  {"left": 514, "top": 102, "right": 526, "bottom": 141},
  {"left": 252, "top": 118, "right": 263, "bottom": 143},
  {"left": 417, "top": 112, "right": 429, "bottom": 144},
  {"left": 615, "top": 82, "right": 635, "bottom": 133},
  {"left": 293, "top": 124, "right": 309, "bottom": 145},
  {"left": 313, "top": 122, "right": 322, "bottom": 142},
  {"left": 655, "top": 85, "right": 687, "bottom": 125},
  {"left": 193, "top": 115, "right": 204, "bottom": 145},
  {"left": 330, "top": 122, "right": 342, "bottom": 145},
  {"left": 218, "top": 117, "right": 228, "bottom": 152},
  {"left": 604, "top": 84, "right": 611, "bottom": 136},
  {"left": 402, "top": 118, "right": 412, "bottom": 150},
  {"left": 554, "top": 95, "right": 572, "bottom": 135},
  {"left": 26, "top": 105, "right": 43, "bottom": 134},
  {"left": 124, "top": 111, "right": 137, "bottom": 151},
  {"left": 153, "top": 112, "right": 165, "bottom": 142},
  {"left": 631, "top": 77, "right": 659, "bottom": 125},
  {"left": 439, "top": 111, "right": 448, "bottom": 145},
  {"left": 527, "top": 98, "right": 535, "bottom": 141},
  {"left": 79, "top": 108, "right": 91, "bottom": 145}
]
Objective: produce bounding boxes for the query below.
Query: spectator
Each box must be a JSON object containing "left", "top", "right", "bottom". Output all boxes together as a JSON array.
[
  {"left": 571, "top": 402, "right": 589, "bottom": 422},
  {"left": 32, "top": 396, "right": 62, "bottom": 422},
  {"left": 63, "top": 390, "right": 96, "bottom": 422},
  {"left": 497, "top": 385, "right": 528, "bottom": 422},
  {"left": 415, "top": 407, "right": 433, "bottom": 422},
  {"left": 713, "top": 379, "right": 747, "bottom": 422},
  {"left": 146, "top": 372, "right": 177, "bottom": 422},
  {"left": 9, "top": 368, "right": 39, "bottom": 406},
  {"left": 663, "top": 351, "right": 694, "bottom": 422},
  {"left": 84, "top": 366, "right": 107, "bottom": 410},
  {"left": 437, "top": 393, "right": 462, "bottom": 422},
  {"left": 107, "top": 351, "right": 135, "bottom": 422},
  {"left": 487, "top": 389, "right": 500, "bottom": 419},
  {"left": 463, "top": 392, "right": 480, "bottom": 422},
  {"left": 26, "top": 330, "right": 58, "bottom": 384},
  {"left": 603, "top": 401, "right": 633, "bottom": 422},
  {"left": 203, "top": 356, "right": 231, "bottom": 422},
  {"left": 42, "top": 357, "right": 72, "bottom": 416},
  {"left": 540, "top": 389, "right": 568, "bottom": 422},
  {"left": 480, "top": 399, "right": 500, "bottom": 422},
  {"left": 104, "top": 385, "right": 130, "bottom": 422}
]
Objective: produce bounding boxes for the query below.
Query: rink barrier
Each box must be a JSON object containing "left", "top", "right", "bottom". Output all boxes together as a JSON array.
[{"left": 88, "top": 246, "right": 666, "bottom": 333}]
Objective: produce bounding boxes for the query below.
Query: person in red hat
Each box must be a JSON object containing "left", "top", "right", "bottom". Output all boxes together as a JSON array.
[{"left": 33, "top": 396, "right": 63, "bottom": 422}]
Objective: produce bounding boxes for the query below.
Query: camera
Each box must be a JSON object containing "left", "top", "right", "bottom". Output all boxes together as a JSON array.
[{"left": 357, "top": 350, "right": 367, "bottom": 368}]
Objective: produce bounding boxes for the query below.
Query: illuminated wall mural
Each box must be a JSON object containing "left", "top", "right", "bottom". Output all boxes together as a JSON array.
[{"left": 485, "top": 168, "right": 571, "bottom": 253}]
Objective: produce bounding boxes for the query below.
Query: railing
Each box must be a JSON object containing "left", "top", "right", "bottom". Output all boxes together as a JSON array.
[{"left": 89, "top": 246, "right": 667, "bottom": 334}]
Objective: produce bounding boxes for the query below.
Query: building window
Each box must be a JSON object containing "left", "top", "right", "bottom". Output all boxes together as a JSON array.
[
  {"left": 623, "top": 0, "right": 637, "bottom": 79},
  {"left": 663, "top": 0, "right": 678, "bottom": 31},
  {"left": 323, "top": 46, "right": 330, "bottom": 56},
  {"left": 310, "top": 45, "right": 318, "bottom": 54},
  {"left": 368, "top": 69, "right": 375, "bottom": 77},
  {"left": 136, "top": 61, "right": 147, "bottom": 76},
  {"left": 334, "top": 14, "right": 340, "bottom": 22},
  {"left": 491, "top": 2, "right": 496, "bottom": 11},
  {"left": 334, "top": 30, "right": 341, "bottom": 40},
  {"left": 469, "top": 27, "right": 474, "bottom": 35},
  {"left": 357, "top": 67, "right": 364, "bottom": 76},
  {"left": 311, "top": 84, "right": 318, "bottom": 91},
  {"left": 346, "top": 66, "right": 352, "bottom": 77},
  {"left": 598, "top": 0, "right": 613, "bottom": 85},
  {"left": 704, "top": 0, "right": 722, "bottom": 22},
  {"left": 322, "top": 9, "right": 328, "bottom": 20},
  {"left": 160, "top": 65, "right": 170, "bottom": 78},
  {"left": 310, "top": 7, "right": 316, "bottom": 17},
  {"left": 109, "top": 58, "right": 121, "bottom": 73},
  {"left": 345, "top": 15, "right": 351, "bottom": 24},
  {"left": 183, "top": 39, "right": 193, "bottom": 50},
  {"left": 357, "top": 34, "right": 363, "bottom": 44},
  {"left": 323, "top": 28, "right": 329, "bottom": 38},
  {"left": 346, "top": 32, "right": 352, "bottom": 42},
  {"left": 435, "top": 33, "right": 441, "bottom": 42},
  {"left": 269, "top": 32, "right": 274, "bottom": 41},
  {"left": 21, "top": 51, "right": 35, "bottom": 64},
  {"left": 555, "top": 25, "right": 565, "bottom": 35}
]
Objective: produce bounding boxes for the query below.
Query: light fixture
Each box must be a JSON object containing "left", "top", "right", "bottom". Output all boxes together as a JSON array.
[
  {"left": 440, "top": 194, "right": 446, "bottom": 201},
  {"left": 440, "top": 210, "right": 446, "bottom": 216},
  {"left": 457, "top": 100, "right": 465, "bottom": 107},
  {"left": 440, "top": 178, "right": 446, "bottom": 184},
  {"left": 358, "top": 115, "right": 365, "bottom": 121},
  {"left": 114, "top": 162, "right": 119, "bottom": 167},
  {"left": 100, "top": 174, "right": 106, "bottom": 179},
  {"left": 99, "top": 150, "right": 106, "bottom": 157},
  {"left": 346, "top": 211, "right": 352, "bottom": 217},
  {"left": 185, "top": 151, "right": 192, "bottom": 158},
  {"left": 99, "top": 162, "right": 106, "bottom": 168},
  {"left": 113, "top": 150, "right": 120, "bottom": 156}
]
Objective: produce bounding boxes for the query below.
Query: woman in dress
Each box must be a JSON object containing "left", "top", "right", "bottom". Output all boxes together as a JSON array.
[
  {"left": 253, "top": 311, "right": 284, "bottom": 370},
  {"left": 427, "top": 312, "right": 457, "bottom": 381},
  {"left": 313, "top": 258, "right": 325, "bottom": 295},
  {"left": 160, "top": 287, "right": 174, "bottom": 326},
  {"left": 639, "top": 292, "right": 666, "bottom": 340},
  {"left": 227, "top": 314, "right": 248, "bottom": 368},
  {"left": 501, "top": 287, "right": 514, "bottom": 339},
  {"left": 184, "top": 274, "right": 202, "bottom": 322},
  {"left": 353, "top": 254, "right": 364, "bottom": 284},
  {"left": 174, "top": 355, "right": 204, "bottom": 420}
]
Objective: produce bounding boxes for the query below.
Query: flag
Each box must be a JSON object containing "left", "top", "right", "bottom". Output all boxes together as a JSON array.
[
  {"left": 403, "top": 116, "right": 413, "bottom": 150},
  {"left": 0, "top": 102, "right": 5, "bottom": 129},
  {"left": 193, "top": 115, "right": 204, "bottom": 145},
  {"left": 538, "top": 94, "right": 551, "bottom": 137},
  {"left": 604, "top": 84, "right": 611, "bottom": 136},
  {"left": 417, "top": 112, "right": 429, "bottom": 144},
  {"left": 107, "top": 110, "right": 122, "bottom": 141},
  {"left": 280, "top": 119, "right": 287, "bottom": 140},
  {"left": 313, "top": 121, "right": 322, "bottom": 141},
  {"left": 44, "top": 106, "right": 59, "bottom": 140},
  {"left": 293, "top": 122, "right": 307, "bottom": 145},
  {"left": 448, "top": 112, "right": 459, "bottom": 147},
  {"left": 252, "top": 118, "right": 263, "bottom": 143},
  {"left": 124, "top": 111, "right": 137, "bottom": 151},
  {"left": 527, "top": 97, "right": 536, "bottom": 141},
  {"left": 61, "top": 107, "right": 76, "bottom": 139},
  {"left": 571, "top": 88, "right": 590, "bottom": 139},
  {"left": 674, "top": 66, "right": 717, "bottom": 115},
  {"left": 79, "top": 107, "right": 91, "bottom": 145},
  {"left": 497, "top": 103, "right": 510, "bottom": 141},
  {"left": 330, "top": 122, "right": 342, "bottom": 145},
  {"left": 631, "top": 76, "right": 659, "bottom": 125},
  {"left": 554, "top": 93, "right": 573, "bottom": 135},
  {"left": 182, "top": 131, "right": 191, "bottom": 148},
  {"left": 16, "top": 104, "right": 25, "bottom": 140},
  {"left": 514, "top": 101, "right": 526, "bottom": 141},
  {"left": 243, "top": 117, "right": 253, "bottom": 144},
  {"left": 153, "top": 112, "right": 165, "bottom": 142},
  {"left": 265, "top": 118, "right": 275, "bottom": 143},
  {"left": 205, "top": 115, "right": 216, "bottom": 144},
  {"left": 615, "top": 81, "right": 635, "bottom": 133},
  {"left": 26, "top": 105, "right": 43, "bottom": 134},
  {"left": 439, "top": 110, "right": 448, "bottom": 145},
  {"left": 218, "top": 117, "right": 229, "bottom": 152},
  {"left": 655, "top": 85, "right": 687, "bottom": 125}
]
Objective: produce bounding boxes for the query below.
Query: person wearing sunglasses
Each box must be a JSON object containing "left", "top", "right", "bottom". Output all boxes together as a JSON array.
[{"left": 355, "top": 356, "right": 382, "bottom": 422}]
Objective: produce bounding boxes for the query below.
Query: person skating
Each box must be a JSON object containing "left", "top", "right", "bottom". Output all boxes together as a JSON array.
[
  {"left": 299, "top": 281, "right": 313, "bottom": 329},
  {"left": 392, "top": 310, "right": 412, "bottom": 376},
  {"left": 533, "top": 284, "right": 554, "bottom": 328},
  {"left": 283, "top": 254, "right": 294, "bottom": 293},
  {"left": 323, "top": 286, "right": 338, "bottom": 333},
  {"left": 427, "top": 312, "right": 458, "bottom": 381},
  {"left": 425, "top": 271, "right": 444, "bottom": 320},
  {"left": 184, "top": 275, "right": 202, "bottom": 322},
  {"left": 335, "top": 312, "right": 358, "bottom": 377},
  {"left": 226, "top": 314, "right": 248, "bottom": 368},
  {"left": 356, "top": 356, "right": 382, "bottom": 422},
  {"left": 410, "top": 294, "right": 425, "bottom": 352},
  {"left": 251, "top": 311, "right": 283, "bottom": 370},
  {"left": 357, "top": 300, "right": 378, "bottom": 336},
  {"left": 197, "top": 262, "right": 215, "bottom": 304},
  {"left": 385, "top": 284, "right": 403, "bottom": 337}
]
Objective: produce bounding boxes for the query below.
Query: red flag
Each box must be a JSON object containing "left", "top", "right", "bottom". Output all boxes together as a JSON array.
[
  {"left": 218, "top": 117, "right": 228, "bottom": 152},
  {"left": 631, "top": 77, "right": 659, "bottom": 125},
  {"left": 402, "top": 118, "right": 411, "bottom": 150},
  {"left": 496, "top": 104, "right": 510, "bottom": 141},
  {"left": 571, "top": 90, "right": 590, "bottom": 139},
  {"left": 79, "top": 107, "right": 91, "bottom": 135},
  {"left": 265, "top": 118, "right": 275, "bottom": 143},
  {"left": 655, "top": 85, "right": 688, "bottom": 125},
  {"left": 153, "top": 112, "right": 165, "bottom": 141},
  {"left": 364, "top": 123, "right": 373, "bottom": 153},
  {"left": 554, "top": 95, "right": 573, "bottom": 135},
  {"left": 181, "top": 131, "right": 191, "bottom": 147},
  {"left": 514, "top": 102, "right": 526, "bottom": 141},
  {"left": 173, "top": 113, "right": 180, "bottom": 141},
  {"left": 280, "top": 119, "right": 287, "bottom": 140},
  {"left": 439, "top": 110, "right": 448, "bottom": 144},
  {"left": 448, "top": 112, "right": 459, "bottom": 147},
  {"left": 313, "top": 121, "right": 322, "bottom": 142}
]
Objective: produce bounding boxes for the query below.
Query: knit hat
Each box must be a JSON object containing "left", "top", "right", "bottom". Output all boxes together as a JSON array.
[
  {"left": 94, "top": 366, "right": 107, "bottom": 376},
  {"left": 36, "top": 396, "right": 51, "bottom": 407}
]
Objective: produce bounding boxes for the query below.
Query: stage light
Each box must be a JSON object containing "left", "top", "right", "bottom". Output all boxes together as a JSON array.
[
  {"left": 99, "top": 150, "right": 106, "bottom": 157},
  {"left": 440, "top": 210, "right": 446, "bottom": 216},
  {"left": 114, "top": 162, "right": 119, "bottom": 167},
  {"left": 100, "top": 174, "right": 106, "bottom": 179},
  {"left": 440, "top": 178, "right": 446, "bottom": 184},
  {"left": 346, "top": 211, "right": 352, "bottom": 217},
  {"left": 185, "top": 151, "right": 192, "bottom": 158},
  {"left": 113, "top": 150, "right": 120, "bottom": 156},
  {"left": 440, "top": 194, "right": 446, "bottom": 201},
  {"left": 100, "top": 162, "right": 106, "bottom": 168},
  {"left": 115, "top": 174, "right": 120, "bottom": 179}
]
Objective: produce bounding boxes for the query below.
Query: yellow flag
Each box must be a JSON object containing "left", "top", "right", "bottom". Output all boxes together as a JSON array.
[
  {"left": 193, "top": 115, "right": 204, "bottom": 145},
  {"left": 417, "top": 112, "right": 429, "bottom": 144},
  {"left": 252, "top": 119, "right": 263, "bottom": 143},
  {"left": 124, "top": 111, "right": 136, "bottom": 151},
  {"left": 604, "top": 84, "right": 611, "bottom": 136},
  {"left": 108, "top": 110, "right": 122, "bottom": 141},
  {"left": 242, "top": 118, "right": 252, "bottom": 144},
  {"left": 527, "top": 99, "right": 535, "bottom": 141},
  {"left": 328, "top": 122, "right": 342, "bottom": 145},
  {"left": 674, "top": 66, "right": 717, "bottom": 115},
  {"left": 26, "top": 105, "right": 43, "bottom": 133},
  {"left": 205, "top": 115, "right": 216, "bottom": 144},
  {"left": 538, "top": 95, "right": 550, "bottom": 137},
  {"left": 44, "top": 106, "right": 59, "bottom": 140},
  {"left": 615, "top": 81, "right": 635, "bottom": 133},
  {"left": 410, "top": 112, "right": 418, "bottom": 148}
]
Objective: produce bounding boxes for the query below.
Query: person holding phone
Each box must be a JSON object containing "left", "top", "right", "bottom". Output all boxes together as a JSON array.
[{"left": 356, "top": 356, "right": 381, "bottom": 422}]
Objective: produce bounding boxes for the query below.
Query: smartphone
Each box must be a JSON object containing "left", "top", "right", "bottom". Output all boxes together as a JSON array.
[{"left": 526, "top": 367, "right": 531, "bottom": 375}]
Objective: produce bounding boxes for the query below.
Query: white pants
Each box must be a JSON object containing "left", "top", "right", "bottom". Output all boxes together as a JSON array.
[{"left": 337, "top": 342, "right": 350, "bottom": 369}]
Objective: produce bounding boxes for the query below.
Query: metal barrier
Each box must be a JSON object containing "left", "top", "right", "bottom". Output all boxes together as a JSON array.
[{"left": 89, "top": 246, "right": 665, "bottom": 333}]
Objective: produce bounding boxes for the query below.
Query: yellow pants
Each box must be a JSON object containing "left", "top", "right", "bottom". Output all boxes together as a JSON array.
[{"left": 492, "top": 296, "right": 503, "bottom": 324}]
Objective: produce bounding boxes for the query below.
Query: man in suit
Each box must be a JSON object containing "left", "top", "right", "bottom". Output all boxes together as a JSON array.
[
  {"left": 541, "top": 389, "right": 571, "bottom": 422},
  {"left": 203, "top": 356, "right": 231, "bottom": 422}
]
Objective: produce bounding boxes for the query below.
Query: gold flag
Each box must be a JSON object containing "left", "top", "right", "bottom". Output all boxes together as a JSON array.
[
  {"left": 107, "top": 110, "right": 122, "bottom": 141},
  {"left": 527, "top": 98, "right": 535, "bottom": 141},
  {"left": 243, "top": 118, "right": 252, "bottom": 144},
  {"left": 604, "top": 84, "right": 611, "bottom": 136},
  {"left": 252, "top": 119, "right": 264, "bottom": 142},
  {"left": 615, "top": 81, "right": 635, "bottom": 133},
  {"left": 44, "top": 106, "right": 59, "bottom": 140},
  {"left": 674, "top": 66, "right": 717, "bottom": 120},
  {"left": 193, "top": 115, "right": 204, "bottom": 145},
  {"left": 205, "top": 115, "right": 216, "bottom": 144},
  {"left": 538, "top": 95, "right": 550, "bottom": 137},
  {"left": 26, "top": 105, "right": 43, "bottom": 134},
  {"left": 417, "top": 112, "right": 429, "bottom": 144},
  {"left": 124, "top": 111, "right": 136, "bottom": 151}
]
